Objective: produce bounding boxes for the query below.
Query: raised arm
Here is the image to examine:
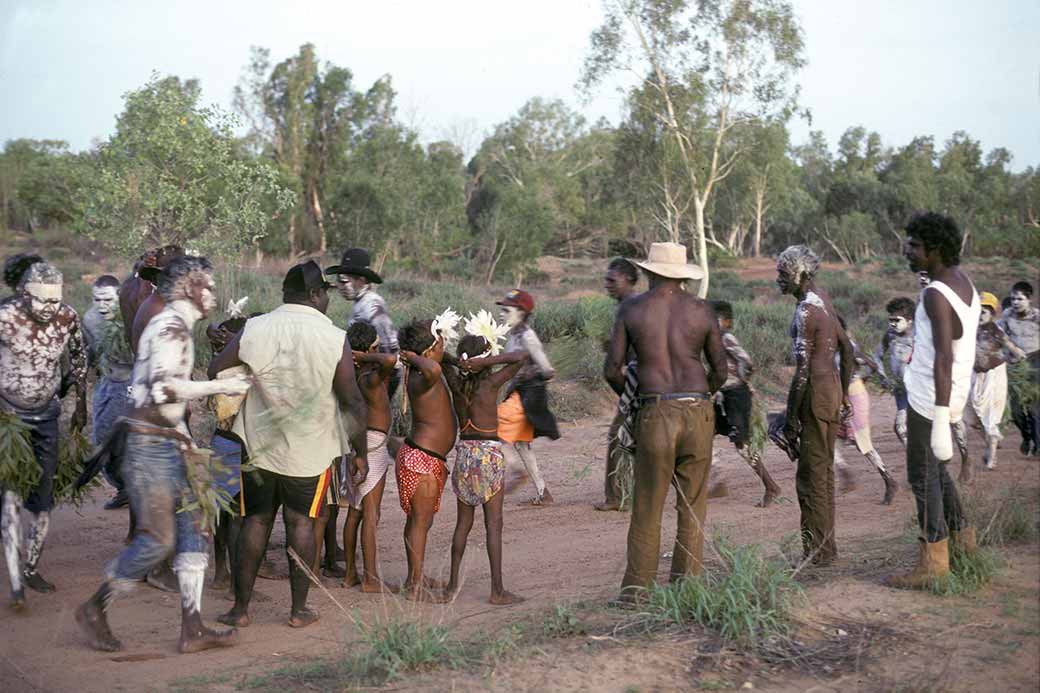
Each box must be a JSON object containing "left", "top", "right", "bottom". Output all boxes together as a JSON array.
[
  {"left": 400, "top": 348, "right": 443, "bottom": 388},
  {"left": 488, "top": 353, "right": 529, "bottom": 388},
  {"left": 604, "top": 307, "right": 630, "bottom": 396}
]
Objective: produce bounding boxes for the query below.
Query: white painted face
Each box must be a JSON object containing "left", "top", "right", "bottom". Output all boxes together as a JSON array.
[
  {"left": 337, "top": 274, "right": 367, "bottom": 301},
  {"left": 500, "top": 305, "right": 524, "bottom": 328},
  {"left": 1010, "top": 291, "right": 1031, "bottom": 316},
  {"left": 199, "top": 277, "right": 217, "bottom": 317},
  {"left": 917, "top": 272, "right": 930, "bottom": 289},
  {"left": 888, "top": 316, "right": 910, "bottom": 334},
  {"left": 92, "top": 286, "right": 119, "bottom": 320},
  {"left": 979, "top": 308, "right": 994, "bottom": 325},
  {"left": 25, "top": 283, "right": 62, "bottom": 323}
]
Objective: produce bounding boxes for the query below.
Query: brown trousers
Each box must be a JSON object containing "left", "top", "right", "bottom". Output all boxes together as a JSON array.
[
  {"left": 604, "top": 409, "right": 624, "bottom": 504},
  {"left": 796, "top": 371, "right": 841, "bottom": 563},
  {"left": 622, "top": 399, "right": 714, "bottom": 593}
]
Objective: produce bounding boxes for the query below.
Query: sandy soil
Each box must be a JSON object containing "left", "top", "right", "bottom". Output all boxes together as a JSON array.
[{"left": 1, "top": 395, "right": 1038, "bottom": 692}]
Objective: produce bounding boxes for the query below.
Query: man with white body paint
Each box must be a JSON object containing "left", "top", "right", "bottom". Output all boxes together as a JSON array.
[
  {"left": 998, "top": 281, "right": 1039, "bottom": 456},
  {"left": 76, "top": 256, "right": 251, "bottom": 653},
  {"left": 82, "top": 275, "right": 134, "bottom": 450},
  {"left": 776, "top": 245, "right": 854, "bottom": 566},
  {"left": 0, "top": 259, "right": 88, "bottom": 610},
  {"left": 875, "top": 297, "right": 916, "bottom": 448},
  {"left": 496, "top": 290, "right": 560, "bottom": 506}
]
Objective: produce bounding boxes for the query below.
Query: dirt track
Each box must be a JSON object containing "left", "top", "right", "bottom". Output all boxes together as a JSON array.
[{"left": 1, "top": 395, "right": 1038, "bottom": 692}]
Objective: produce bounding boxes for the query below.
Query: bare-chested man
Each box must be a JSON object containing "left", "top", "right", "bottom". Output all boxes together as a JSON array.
[
  {"left": 605, "top": 243, "right": 727, "bottom": 602},
  {"left": 888, "top": 212, "right": 980, "bottom": 589},
  {"left": 443, "top": 335, "right": 527, "bottom": 605},
  {"left": 341, "top": 322, "right": 396, "bottom": 592},
  {"left": 395, "top": 319, "right": 457, "bottom": 602},
  {"left": 1, "top": 258, "right": 87, "bottom": 609},
  {"left": 776, "top": 245, "right": 854, "bottom": 566},
  {"left": 76, "top": 256, "right": 251, "bottom": 652}
]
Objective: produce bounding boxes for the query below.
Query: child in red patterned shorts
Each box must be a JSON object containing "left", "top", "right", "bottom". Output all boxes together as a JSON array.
[
  {"left": 395, "top": 320, "right": 458, "bottom": 602},
  {"left": 442, "top": 335, "right": 528, "bottom": 605}
]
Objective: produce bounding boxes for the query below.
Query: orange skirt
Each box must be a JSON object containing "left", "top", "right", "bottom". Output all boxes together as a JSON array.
[{"left": 497, "top": 392, "right": 534, "bottom": 444}]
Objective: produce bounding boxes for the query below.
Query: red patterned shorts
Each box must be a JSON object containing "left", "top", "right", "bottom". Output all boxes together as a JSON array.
[{"left": 395, "top": 440, "right": 448, "bottom": 515}]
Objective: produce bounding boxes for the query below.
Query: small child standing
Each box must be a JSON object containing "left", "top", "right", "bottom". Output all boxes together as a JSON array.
[
  {"left": 442, "top": 335, "right": 527, "bottom": 605},
  {"left": 395, "top": 320, "right": 458, "bottom": 602},
  {"left": 708, "top": 301, "right": 781, "bottom": 507},
  {"left": 875, "top": 297, "right": 916, "bottom": 447},
  {"left": 341, "top": 322, "right": 397, "bottom": 592}
]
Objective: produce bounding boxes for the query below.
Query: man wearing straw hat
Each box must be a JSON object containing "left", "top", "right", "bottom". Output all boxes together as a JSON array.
[{"left": 604, "top": 242, "right": 727, "bottom": 602}]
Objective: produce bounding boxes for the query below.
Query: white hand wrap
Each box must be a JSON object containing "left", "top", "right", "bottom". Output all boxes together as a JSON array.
[{"left": 930, "top": 405, "right": 953, "bottom": 461}]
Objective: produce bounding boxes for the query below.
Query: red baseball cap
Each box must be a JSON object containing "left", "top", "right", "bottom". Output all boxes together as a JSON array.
[{"left": 496, "top": 289, "right": 534, "bottom": 313}]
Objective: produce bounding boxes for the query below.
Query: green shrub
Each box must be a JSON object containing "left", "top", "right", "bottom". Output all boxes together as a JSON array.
[
  {"left": 356, "top": 618, "right": 462, "bottom": 681},
  {"left": 542, "top": 605, "right": 586, "bottom": 638},
  {"left": 927, "top": 545, "right": 1003, "bottom": 596},
  {"left": 709, "top": 270, "right": 757, "bottom": 303},
  {"left": 639, "top": 539, "right": 803, "bottom": 646}
]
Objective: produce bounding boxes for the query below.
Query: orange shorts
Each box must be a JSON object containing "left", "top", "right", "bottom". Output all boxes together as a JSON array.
[{"left": 497, "top": 392, "right": 534, "bottom": 444}]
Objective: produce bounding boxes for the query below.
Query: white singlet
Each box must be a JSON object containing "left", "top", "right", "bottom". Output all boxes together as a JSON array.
[{"left": 905, "top": 280, "right": 980, "bottom": 422}]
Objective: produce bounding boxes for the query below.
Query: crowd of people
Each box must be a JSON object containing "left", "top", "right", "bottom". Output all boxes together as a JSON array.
[{"left": 0, "top": 210, "right": 1036, "bottom": 654}]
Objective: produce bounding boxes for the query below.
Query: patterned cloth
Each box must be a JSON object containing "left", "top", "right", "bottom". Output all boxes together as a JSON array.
[
  {"left": 340, "top": 429, "right": 391, "bottom": 509},
  {"left": 452, "top": 439, "right": 505, "bottom": 507},
  {"left": 395, "top": 441, "right": 448, "bottom": 515},
  {"left": 615, "top": 362, "right": 639, "bottom": 454}
]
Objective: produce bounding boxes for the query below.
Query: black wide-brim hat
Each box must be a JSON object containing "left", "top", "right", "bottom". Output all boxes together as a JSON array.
[{"left": 325, "top": 247, "right": 383, "bottom": 284}]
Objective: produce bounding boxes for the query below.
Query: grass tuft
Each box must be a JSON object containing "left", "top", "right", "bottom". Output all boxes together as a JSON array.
[
  {"left": 636, "top": 539, "right": 803, "bottom": 647},
  {"left": 542, "top": 605, "right": 587, "bottom": 638},
  {"left": 927, "top": 544, "right": 1004, "bottom": 596},
  {"left": 355, "top": 616, "right": 463, "bottom": 681}
]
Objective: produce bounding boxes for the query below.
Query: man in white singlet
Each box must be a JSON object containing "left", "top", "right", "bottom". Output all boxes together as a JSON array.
[{"left": 888, "top": 212, "right": 980, "bottom": 590}]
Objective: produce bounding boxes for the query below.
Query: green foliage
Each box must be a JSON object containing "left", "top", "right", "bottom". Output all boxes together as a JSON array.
[
  {"left": 1007, "top": 359, "right": 1040, "bottom": 409},
  {"left": 729, "top": 300, "right": 794, "bottom": 380},
  {"left": 530, "top": 295, "right": 615, "bottom": 343},
  {"left": 77, "top": 74, "right": 294, "bottom": 258},
  {"left": 542, "top": 605, "right": 587, "bottom": 638},
  {"left": 639, "top": 539, "right": 803, "bottom": 646},
  {"left": 817, "top": 270, "right": 884, "bottom": 321},
  {"left": 0, "top": 411, "right": 40, "bottom": 501},
  {"left": 355, "top": 617, "right": 462, "bottom": 681},
  {"left": 927, "top": 545, "right": 1003, "bottom": 596},
  {"left": 53, "top": 430, "right": 99, "bottom": 508}
]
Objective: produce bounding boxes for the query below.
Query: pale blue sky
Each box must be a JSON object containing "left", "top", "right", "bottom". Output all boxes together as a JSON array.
[{"left": 1, "top": 0, "right": 1037, "bottom": 167}]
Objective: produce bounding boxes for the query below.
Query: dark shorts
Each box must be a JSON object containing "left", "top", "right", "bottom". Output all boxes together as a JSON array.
[
  {"left": 239, "top": 466, "right": 332, "bottom": 519},
  {"left": 715, "top": 384, "right": 752, "bottom": 448},
  {"left": 210, "top": 430, "right": 243, "bottom": 498},
  {"left": 10, "top": 398, "right": 61, "bottom": 513}
]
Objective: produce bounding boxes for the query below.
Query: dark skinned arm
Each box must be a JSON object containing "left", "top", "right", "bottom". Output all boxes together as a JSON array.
[
  {"left": 488, "top": 354, "right": 529, "bottom": 388},
  {"left": 604, "top": 306, "right": 629, "bottom": 396},
  {"left": 463, "top": 350, "right": 527, "bottom": 374},
  {"left": 400, "top": 350, "right": 442, "bottom": 388},
  {"left": 334, "top": 337, "right": 368, "bottom": 483},
  {"left": 208, "top": 330, "right": 244, "bottom": 380},
  {"left": 354, "top": 351, "right": 398, "bottom": 376},
  {"left": 836, "top": 323, "right": 855, "bottom": 396},
  {"left": 703, "top": 313, "right": 728, "bottom": 394}
]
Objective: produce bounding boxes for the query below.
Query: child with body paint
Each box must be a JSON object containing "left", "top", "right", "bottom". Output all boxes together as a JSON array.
[
  {"left": 395, "top": 319, "right": 458, "bottom": 602},
  {"left": 875, "top": 297, "right": 916, "bottom": 447},
  {"left": 442, "top": 334, "right": 527, "bottom": 605},
  {"left": 341, "top": 321, "right": 397, "bottom": 592}
]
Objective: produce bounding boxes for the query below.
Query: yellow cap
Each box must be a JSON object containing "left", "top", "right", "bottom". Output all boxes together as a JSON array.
[{"left": 979, "top": 291, "right": 1000, "bottom": 313}]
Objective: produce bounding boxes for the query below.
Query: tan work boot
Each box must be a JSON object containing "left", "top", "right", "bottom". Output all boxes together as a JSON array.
[
  {"left": 886, "top": 538, "right": 950, "bottom": 589},
  {"left": 950, "top": 527, "right": 977, "bottom": 554}
]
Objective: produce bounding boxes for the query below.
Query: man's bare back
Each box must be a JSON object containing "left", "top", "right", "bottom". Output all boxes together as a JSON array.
[
  {"left": 445, "top": 351, "right": 526, "bottom": 439},
  {"left": 607, "top": 286, "right": 726, "bottom": 396},
  {"left": 402, "top": 349, "right": 457, "bottom": 457},
  {"left": 354, "top": 353, "right": 396, "bottom": 433}
]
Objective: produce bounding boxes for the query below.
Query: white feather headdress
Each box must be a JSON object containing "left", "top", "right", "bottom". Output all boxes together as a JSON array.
[
  {"left": 226, "top": 296, "right": 249, "bottom": 319},
  {"left": 463, "top": 309, "right": 510, "bottom": 356},
  {"left": 430, "top": 307, "right": 461, "bottom": 346}
]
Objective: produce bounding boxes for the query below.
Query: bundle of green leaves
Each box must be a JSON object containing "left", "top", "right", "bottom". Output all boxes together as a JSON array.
[
  {"left": 0, "top": 411, "right": 39, "bottom": 500},
  {"left": 53, "top": 430, "right": 99, "bottom": 508}
]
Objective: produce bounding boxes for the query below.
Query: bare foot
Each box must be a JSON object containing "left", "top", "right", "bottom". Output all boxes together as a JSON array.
[
  {"left": 322, "top": 563, "right": 347, "bottom": 579},
  {"left": 422, "top": 575, "right": 448, "bottom": 590},
  {"left": 9, "top": 588, "right": 25, "bottom": 612},
  {"left": 403, "top": 584, "right": 450, "bottom": 604},
  {"left": 343, "top": 572, "right": 361, "bottom": 589},
  {"left": 837, "top": 468, "right": 857, "bottom": 495},
  {"left": 288, "top": 607, "right": 320, "bottom": 628},
  {"left": 361, "top": 579, "right": 398, "bottom": 594},
  {"left": 217, "top": 610, "right": 250, "bottom": 628},
  {"left": 593, "top": 500, "right": 621, "bottom": 511},
  {"left": 756, "top": 487, "right": 780, "bottom": 508},
  {"left": 76, "top": 599, "right": 122, "bottom": 652},
  {"left": 489, "top": 590, "right": 525, "bottom": 606},
  {"left": 179, "top": 625, "right": 238, "bottom": 654}
]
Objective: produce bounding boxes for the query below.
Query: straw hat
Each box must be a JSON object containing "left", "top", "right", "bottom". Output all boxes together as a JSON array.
[{"left": 634, "top": 242, "right": 704, "bottom": 280}]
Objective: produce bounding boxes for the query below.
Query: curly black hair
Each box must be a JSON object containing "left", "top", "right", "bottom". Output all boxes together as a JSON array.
[
  {"left": 1011, "top": 281, "right": 1033, "bottom": 298},
  {"left": 3, "top": 253, "right": 45, "bottom": 290},
  {"left": 608, "top": 257, "right": 638, "bottom": 285},
  {"left": 710, "top": 300, "right": 733, "bottom": 322},
  {"left": 399, "top": 319, "right": 436, "bottom": 355},
  {"left": 94, "top": 274, "right": 121, "bottom": 289},
  {"left": 457, "top": 335, "right": 490, "bottom": 360},
  {"left": 885, "top": 297, "right": 916, "bottom": 319},
  {"left": 347, "top": 322, "right": 378, "bottom": 352},
  {"left": 905, "top": 212, "right": 961, "bottom": 266}
]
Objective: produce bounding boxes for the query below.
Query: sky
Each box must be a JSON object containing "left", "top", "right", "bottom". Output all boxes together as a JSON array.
[{"left": 1, "top": 0, "right": 1037, "bottom": 167}]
